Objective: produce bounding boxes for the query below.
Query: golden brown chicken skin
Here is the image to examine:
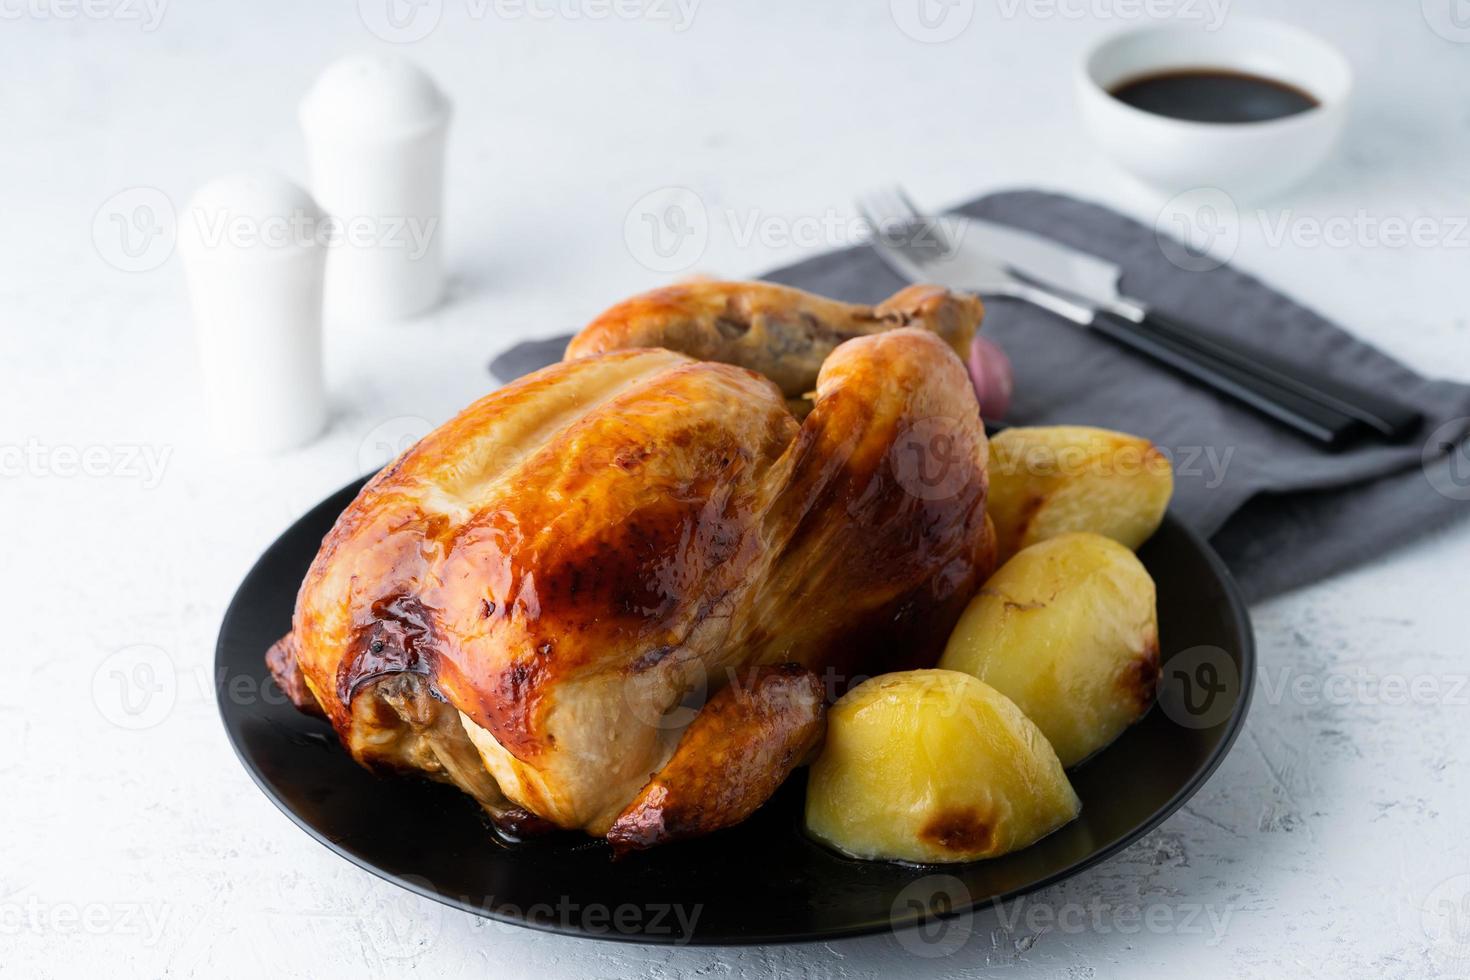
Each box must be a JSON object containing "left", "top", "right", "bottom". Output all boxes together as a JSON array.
[
  {"left": 606, "top": 664, "right": 827, "bottom": 855},
  {"left": 271, "top": 281, "right": 994, "bottom": 845},
  {"left": 566, "top": 280, "right": 982, "bottom": 409}
]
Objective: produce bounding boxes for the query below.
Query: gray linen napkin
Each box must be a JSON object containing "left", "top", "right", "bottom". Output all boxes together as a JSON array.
[{"left": 490, "top": 190, "right": 1470, "bottom": 602}]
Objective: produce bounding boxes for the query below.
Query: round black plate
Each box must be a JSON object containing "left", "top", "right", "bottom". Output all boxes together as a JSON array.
[{"left": 217, "top": 477, "right": 1254, "bottom": 946}]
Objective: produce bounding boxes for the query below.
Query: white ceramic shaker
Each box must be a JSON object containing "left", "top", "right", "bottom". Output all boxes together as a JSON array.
[
  {"left": 299, "top": 55, "right": 452, "bottom": 321},
  {"left": 179, "top": 172, "right": 329, "bottom": 454}
]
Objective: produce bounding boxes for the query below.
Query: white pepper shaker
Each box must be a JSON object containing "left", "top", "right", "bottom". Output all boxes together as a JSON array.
[
  {"left": 179, "top": 172, "right": 328, "bottom": 454},
  {"left": 299, "top": 55, "right": 452, "bottom": 321}
]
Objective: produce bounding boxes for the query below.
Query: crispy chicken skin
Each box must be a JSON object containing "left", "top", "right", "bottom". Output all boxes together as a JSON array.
[
  {"left": 565, "top": 280, "right": 982, "bottom": 410},
  {"left": 607, "top": 664, "right": 827, "bottom": 854},
  {"left": 271, "top": 281, "right": 994, "bottom": 845}
]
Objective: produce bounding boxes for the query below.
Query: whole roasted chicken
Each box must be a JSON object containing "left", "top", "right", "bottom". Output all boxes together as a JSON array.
[{"left": 268, "top": 280, "right": 997, "bottom": 850}]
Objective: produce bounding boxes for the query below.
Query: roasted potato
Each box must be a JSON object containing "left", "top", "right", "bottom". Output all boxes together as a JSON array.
[
  {"left": 804, "top": 669, "right": 1080, "bottom": 864},
  {"left": 940, "top": 532, "right": 1158, "bottom": 767},
  {"left": 987, "top": 425, "right": 1173, "bottom": 561}
]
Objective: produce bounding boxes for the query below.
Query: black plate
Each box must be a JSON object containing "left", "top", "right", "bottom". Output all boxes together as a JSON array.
[{"left": 217, "top": 476, "right": 1254, "bottom": 946}]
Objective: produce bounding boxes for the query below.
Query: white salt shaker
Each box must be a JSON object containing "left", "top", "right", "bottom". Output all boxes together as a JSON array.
[
  {"left": 299, "top": 55, "right": 452, "bottom": 321},
  {"left": 180, "top": 172, "right": 328, "bottom": 454}
]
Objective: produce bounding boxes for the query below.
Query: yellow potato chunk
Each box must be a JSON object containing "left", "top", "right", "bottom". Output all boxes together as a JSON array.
[
  {"left": 987, "top": 425, "right": 1173, "bottom": 562},
  {"left": 805, "top": 669, "right": 1080, "bottom": 864},
  {"left": 941, "top": 532, "right": 1158, "bottom": 767}
]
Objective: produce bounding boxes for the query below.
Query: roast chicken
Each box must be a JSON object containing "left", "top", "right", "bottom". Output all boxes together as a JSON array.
[{"left": 268, "top": 280, "right": 997, "bottom": 850}]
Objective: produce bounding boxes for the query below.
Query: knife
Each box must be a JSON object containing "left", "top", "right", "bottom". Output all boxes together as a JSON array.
[
  {"left": 857, "top": 204, "right": 1379, "bottom": 446},
  {"left": 958, "top": 216, "right": 1424, "bottom": 441}
]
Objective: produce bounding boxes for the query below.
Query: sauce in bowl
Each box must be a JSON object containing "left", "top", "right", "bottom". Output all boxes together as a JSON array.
[{"left": 1109, "top": 69, "right": 1319, "bottom": 124}]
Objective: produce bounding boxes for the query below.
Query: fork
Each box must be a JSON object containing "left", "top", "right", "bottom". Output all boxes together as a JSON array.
[{"left": 857, "top": 189, "right": 1371, "bottom": 447}]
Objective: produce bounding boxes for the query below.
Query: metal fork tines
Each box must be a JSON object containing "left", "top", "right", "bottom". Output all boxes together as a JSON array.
[{"left": 857, "top": 189, "right": 1096, "bottom": 325}]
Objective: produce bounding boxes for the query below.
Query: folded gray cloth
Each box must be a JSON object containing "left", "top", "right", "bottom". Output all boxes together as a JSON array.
[{"left": 490, "top": 190, "right": 1470, "bottom": 602}]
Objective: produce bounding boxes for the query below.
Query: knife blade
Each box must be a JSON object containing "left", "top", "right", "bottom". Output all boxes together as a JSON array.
[
  {"left": 865, "top": 225, "right": 1364, "bottom": 446},
  {"left": 955, "top": 216, "right": 1423, "bottom": 440},
  {"left": 956, "top": 217, "right": 1128, "bottom": 312}
]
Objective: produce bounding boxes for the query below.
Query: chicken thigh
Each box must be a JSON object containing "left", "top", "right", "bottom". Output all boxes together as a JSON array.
[{"left": 268, "top": 281, "right": 996, "bottom": 847}]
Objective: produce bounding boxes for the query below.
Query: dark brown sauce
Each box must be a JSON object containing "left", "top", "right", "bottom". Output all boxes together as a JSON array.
[{"left": 1109, "top": 69, "right": 1319, "bottom": 124}]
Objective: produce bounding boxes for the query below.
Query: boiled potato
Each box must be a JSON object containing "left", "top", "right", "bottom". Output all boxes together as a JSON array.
[
  {"left": 805, "top": 669, "right": 1080, "bottom": 864},
  {"left": 987, "top": 425, "right": 1173, "bottom": 561},
  {"left": 940, "top": 532, "right": 1158, "bottom": 767}
]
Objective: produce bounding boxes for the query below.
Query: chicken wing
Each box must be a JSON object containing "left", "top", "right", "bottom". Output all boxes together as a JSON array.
[{"left": 565, "top": 280, "right": 982, "bottom": 411}]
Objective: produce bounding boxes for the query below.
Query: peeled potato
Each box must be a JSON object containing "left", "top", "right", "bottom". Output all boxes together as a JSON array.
[
  {"left": 987, "top": 425, "right": 1173, "bottom": 561},
  {"left": 940, "top": 532, "right": 1158, "bottom": 767},
  {"left": 804, "top": 669, "right": 1080, "bottom": 864}
]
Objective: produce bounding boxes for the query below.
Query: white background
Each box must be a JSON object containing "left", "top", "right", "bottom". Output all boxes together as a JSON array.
[{"left": 3, "top": 0, "right": 1469, "bottom": 977}]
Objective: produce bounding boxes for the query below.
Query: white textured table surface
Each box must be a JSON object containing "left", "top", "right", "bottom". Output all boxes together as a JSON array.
[{"left": 4, "top": 1, "right": 1469, "bottom": 977}]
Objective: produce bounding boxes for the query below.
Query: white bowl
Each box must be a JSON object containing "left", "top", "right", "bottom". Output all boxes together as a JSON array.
[{"left": 1077, "top": 19, "right": 1353, "bottom": 201}]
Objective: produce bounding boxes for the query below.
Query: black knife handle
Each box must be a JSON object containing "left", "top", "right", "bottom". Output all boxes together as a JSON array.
[
  {"left": 1132, "top": 308, "right": 1424, "bottom": 440},
  {"left": 1089, "top": 310, "right": 1365, "bottom": 448}
]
